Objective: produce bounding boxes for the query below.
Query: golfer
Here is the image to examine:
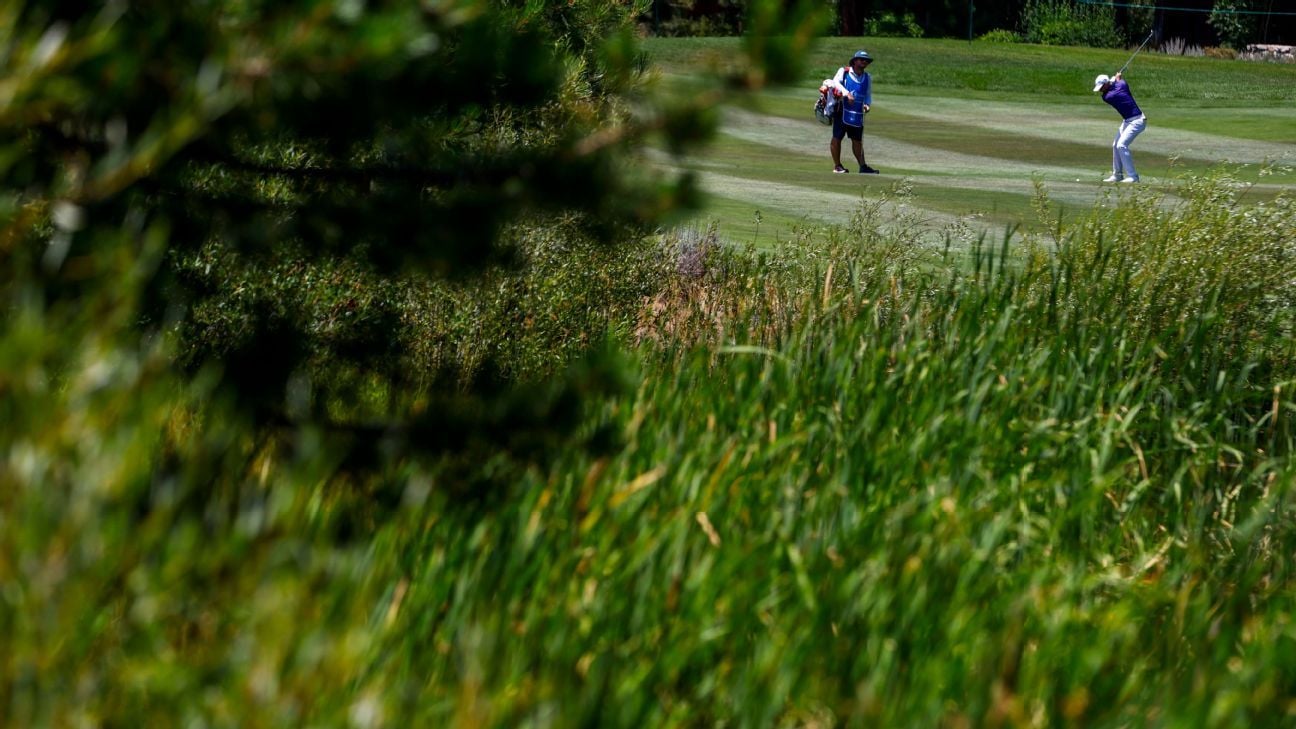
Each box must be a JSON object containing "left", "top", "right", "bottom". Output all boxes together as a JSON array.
[
  {"left": 828, "top": 50, "right": 879, "bottom": 174},
  {"left": 1093, "top": 71, "right": 1145, "bottom": 182}
]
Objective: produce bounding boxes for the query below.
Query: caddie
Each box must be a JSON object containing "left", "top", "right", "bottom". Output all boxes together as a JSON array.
[{"left": 827, "top": 50, "right": 879, "bottom": 174}]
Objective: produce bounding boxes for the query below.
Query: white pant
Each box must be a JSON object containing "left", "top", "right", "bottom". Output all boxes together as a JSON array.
[{"left": 1112, "top": 115, "right": 1146, "bottom": 179}]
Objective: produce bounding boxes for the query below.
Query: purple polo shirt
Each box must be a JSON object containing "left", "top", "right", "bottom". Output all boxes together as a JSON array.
[{"left": 1102, "top": 80, "right": 1143, "bottom": 120}]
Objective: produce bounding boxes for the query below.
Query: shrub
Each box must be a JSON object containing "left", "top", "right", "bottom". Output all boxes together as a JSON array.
[
  {"left": 403, "top": 219, "right": 678, "bottom": 385},
  {"left": 979, "top": 29, "right": 1023, "bottom": 43},
  {"left": 644, "top": 0, "right": 747, "bottom": 36},
  {"left": 1021, "top": 0, "right": 1121, "bottom": 48},
  {"left": 1209, "top": 0, "right": 1257, "bottom": 50},
  {"left": 657, "top": 16, "right": 742, "bottom": 37},
  {"left": 865, "top": 11, "right": 924, "bottom": 38},
  {"left": 1205, "top": 45, "right": 1240, "bottom": 59},
  {"left": 1036, "top": 19, "right": 1087, "bottom": 45}
]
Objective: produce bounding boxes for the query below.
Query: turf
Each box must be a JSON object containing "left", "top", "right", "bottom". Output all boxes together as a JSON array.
[{"left": 642, "top": 36, "right": 1296, "bottom": 245}]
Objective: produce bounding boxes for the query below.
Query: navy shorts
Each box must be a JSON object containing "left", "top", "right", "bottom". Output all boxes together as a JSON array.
[{"left": 832, "top": 112, "right": 863, "bottom": 141}]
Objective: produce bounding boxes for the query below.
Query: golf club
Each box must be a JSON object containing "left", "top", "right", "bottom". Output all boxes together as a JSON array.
[{"left": 1118, "top": 29, "right": 1156, "bottom": 75}]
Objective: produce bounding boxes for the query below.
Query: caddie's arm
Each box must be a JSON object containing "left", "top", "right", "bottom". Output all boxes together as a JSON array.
[
  {"left": 861, "top": 74, "right": 872, "bottom": 113},
  {"left": 830, "top": 68, "right": 852, "bottom": 102}
]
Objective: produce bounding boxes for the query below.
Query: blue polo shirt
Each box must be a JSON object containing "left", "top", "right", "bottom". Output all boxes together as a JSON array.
[{"left": 1102, "top": 80, "right": 1143, "bottom": 120}]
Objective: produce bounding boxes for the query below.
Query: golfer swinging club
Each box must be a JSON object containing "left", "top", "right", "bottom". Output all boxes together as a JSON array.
[
  {"left": 1093, "top": 71, "right": 1146, "bottom": 183},
  {"left": 828, "top": 50, "right": 879, "bottom": 174}
]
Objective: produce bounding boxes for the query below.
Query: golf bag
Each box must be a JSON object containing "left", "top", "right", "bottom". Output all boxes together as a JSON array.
[
  {"left": 814, "top": 74, "right": 844, "bottom": 126},
  {"left": 814, "top": 92, "right": 832, "bottom": 125}
]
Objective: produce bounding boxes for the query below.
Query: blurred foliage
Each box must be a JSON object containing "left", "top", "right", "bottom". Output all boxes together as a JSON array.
[
  {"left": 0, "top": 0, "right": 825, "bottom": 723},
  {"left": 1, "top": 0, "right": 814, "bottom": 471}
]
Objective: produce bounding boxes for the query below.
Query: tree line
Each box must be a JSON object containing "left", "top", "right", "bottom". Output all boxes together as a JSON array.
[{"left": 643, "top": 0, "right": 1296, "bottom": 46}]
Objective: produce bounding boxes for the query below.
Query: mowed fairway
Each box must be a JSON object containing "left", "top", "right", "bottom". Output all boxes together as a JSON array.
[{"left": 643, "top": 37, "right": 1296, "bottom": 244}]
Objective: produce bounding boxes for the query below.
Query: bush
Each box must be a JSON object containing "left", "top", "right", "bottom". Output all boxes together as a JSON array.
[
  {"left": 656, "top": 16, "right": 742, "bottom": 37},
  {"left": 1036, "top": 19, "right": 1087, "bottom": 46},
  {"left": 644, "top": 0, "right": 746, "bottom": 36},
  {"left": 865, "top": 11, "right": 924, "bottom": 38},
  {"left": 1021, "top": 0, "right": 1121, "bottom": 48},
  {"left": 979, "top": 29, "right": 1023, "bottom": 43},
  {"left": 1210, "top": 0, "right": 1257, "bottom": 50},
  {"left": 1205, "top": 45, "right": 1240, "bottom": 59},
  {"left": 403, "top": 219, "right": 678, "bottom": 384}
]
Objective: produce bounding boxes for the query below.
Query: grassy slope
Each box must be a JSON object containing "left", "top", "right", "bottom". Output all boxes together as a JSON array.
[{"left": 643, "top": 37, "right": 1296, "bottom": 244}]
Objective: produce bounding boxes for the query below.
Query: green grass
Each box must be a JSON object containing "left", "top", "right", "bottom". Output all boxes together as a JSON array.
[{"left": 643, "top": 37, "right": 1296, "bottom": 245}]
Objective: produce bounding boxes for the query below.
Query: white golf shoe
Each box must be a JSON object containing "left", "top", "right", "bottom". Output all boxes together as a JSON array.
[
  {"left": 1103, "top": 174, "right": 1120, "bottom": 182},
  {"left": 1120, "top": 176, "right": 1139, "bottom": 183}
]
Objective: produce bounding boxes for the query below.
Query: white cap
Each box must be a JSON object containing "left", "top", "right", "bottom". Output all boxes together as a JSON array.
[{"left": 1092, "top": 74, "right": 1111, "bottom": 92}]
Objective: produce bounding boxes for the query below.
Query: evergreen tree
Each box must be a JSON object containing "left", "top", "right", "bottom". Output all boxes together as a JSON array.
[{"left": 3, "top": 0, "right": 721, "bottom": 479}]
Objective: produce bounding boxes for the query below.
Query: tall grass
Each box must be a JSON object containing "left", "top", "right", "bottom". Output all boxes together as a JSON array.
[
  {"left": 7, "top": 177, "right": 1296, "bottom": 725},
  {"left": 368, "top": 177, "right": 1296, "bottom": 725}
]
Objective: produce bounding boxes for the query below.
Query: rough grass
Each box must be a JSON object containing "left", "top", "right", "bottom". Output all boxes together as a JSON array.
[{"left": 376, "top": 178, "right": 1296, "bottom": 727}]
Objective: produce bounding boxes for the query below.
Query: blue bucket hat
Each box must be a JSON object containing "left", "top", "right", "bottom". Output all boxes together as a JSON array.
[{"left": 851, "top": 50, "right": 872, "bottom": 63}]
